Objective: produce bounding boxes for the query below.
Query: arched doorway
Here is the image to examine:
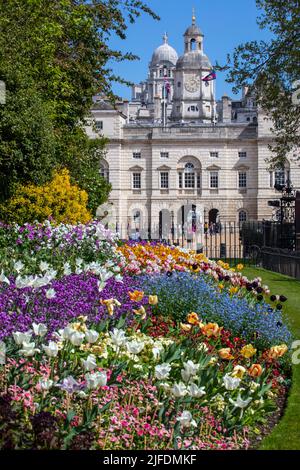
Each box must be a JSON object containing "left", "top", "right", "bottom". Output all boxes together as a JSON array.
[
  {"left": 209, "top": 209, "right": 219, "bottom": 224},
  {"left": 159, "top": 209, "right": 171, "bottom": 240},
  {"left": 178, "top": 204, "right": 197, "bottom": 241}
]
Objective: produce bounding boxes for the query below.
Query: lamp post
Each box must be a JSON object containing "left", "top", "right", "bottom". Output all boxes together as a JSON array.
[{"left": 171, "top": 210, "right": 175, "bottom": 245}]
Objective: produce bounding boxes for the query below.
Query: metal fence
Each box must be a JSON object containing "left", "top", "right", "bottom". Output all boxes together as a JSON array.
[{"left": 260, "top": 247, "right": 300, "bottom": 280}]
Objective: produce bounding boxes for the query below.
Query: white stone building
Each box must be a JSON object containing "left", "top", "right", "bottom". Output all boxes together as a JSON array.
[{"left": 85, "top": 13, "right": 300, "bottom": 239}]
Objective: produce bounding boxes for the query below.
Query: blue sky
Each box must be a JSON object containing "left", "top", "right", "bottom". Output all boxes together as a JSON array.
[{"left": 109, "top": 0, "right": 272, "bottom": 100}]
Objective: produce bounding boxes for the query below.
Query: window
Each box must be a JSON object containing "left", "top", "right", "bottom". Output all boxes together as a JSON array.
[
  {"left": 100, "top": 166, "right": 109, "bottom": 182},
  {"left": 132, "top": 173, "right": 141, "bottom": 189},
  {"left": 95, "top": 120, "right": 103, "bottom": 131},
  {"left": 177, "top": 82, "right": 181, "bottom": 88},
  {"left": 184, "top": 172, "right": 195, "bottom": 188},
  {"left": 197, "top": 174, "right": 201, "bottom": 189},
  {"left": 159, "top": 69, "right": 163, "bottom": 77},
  {"left": 184, "top": 163, "right": 195, "bottom": 188},
  {"left": 239, "top": 152, "right": 247, "bottom": 159},
  {"left": 160, "top": 172, "right": 169, "bottom": 189},
  {"left": 210, "top": 152, "right": 219, "bottom": 158},
  {"left": 188, "top": 106, "right": 199, "bottom": 112},
  {"left": 176, "top": 106, "right": 180, "bottom": 112},
  {"left": 239, "top": 172, "right": 247, "bottom": 188},
  {"left": 133, "top": 152, "right": 141, "bottom": 159},
  {"left": 179, "top": 172, "right": 183, "bottom": 188},
  {"left": 160, "top": 152, "right": 169, "bottom": 159},
  {"left": 210, "top": 171, "right": 219, "bottom": 189},
  {"left": 239, "top": 210, "right": 247, "bottom": 224},
  {"left": 275, "top": 170, "right": 285, "bottom": 188}
]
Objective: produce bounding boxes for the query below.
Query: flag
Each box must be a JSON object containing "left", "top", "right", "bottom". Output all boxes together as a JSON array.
[
  {"left": 202, "top": 70, "right": 217, "bottom": 82},
  {"left": 163, "top": 75, "right": 171, "bottom": 95}
]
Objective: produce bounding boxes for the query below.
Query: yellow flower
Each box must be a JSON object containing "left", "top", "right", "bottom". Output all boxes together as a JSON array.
[
  {"left": 218, "top": 283, "right": 225, "bottom": 290},
  {"left": 201, "top": 322, "right": 221, "bottom": 338},
  {"left": 187, "top": 312, "right": 200, "bottom": 325},
  {"left": 101, "top": 298, "right": 121, "bottom": 316},
  {"left": 248, "top": 364, "right": 263, "bottom": 377},
  {"left": 148, "top": 295, "right": 158, "bottom": 305},
  {"left": 267, "top": 344, "right": 288, "bottom": 359},
  {"left": 236, "top": 264, "right": 244, "bottom": 271},
  {"left": 132, "top": 306, "right": 147, "bottom": 320},
  {"left": 180, "top": 323, "right": 193, "bottom": 332},
  {"left": 240, "top": 344, "right": 257, "bottom": 359},
  {"left": 229, "top": 286, "right": 239, "bottom": 295},
  {"left": 218, "top": 348, "right": 234, "bottom": 360},
  {"left": 231, "top": 365, "right": 246, "bottom": 379},
  {"left": 128, "top": 290, "right": 144, "bottom": 302}
]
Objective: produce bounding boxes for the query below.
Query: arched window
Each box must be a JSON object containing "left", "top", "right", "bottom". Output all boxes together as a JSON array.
[
  {"left": 184, "top": 163, "right": 195, "bottom": 188},
  {"left": 239, "top": 210, "right": 247, "bottom": 224},
  {"left": 100, "top": 162, "right": 109, "bottom": 182},
  {"left": 190, "top": 39, "right": 196, "bottom": 51}
]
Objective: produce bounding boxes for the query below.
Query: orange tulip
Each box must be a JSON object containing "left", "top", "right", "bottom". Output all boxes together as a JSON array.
[
  {"left": 187, "top": 312, "right": 200, "bottom": 325},
  {"left": 201, "top": 322, "right": 221, "bottom": 338},
  {"left": 128, "top": 290, "right": 144, "bottom": 302},
  {"left": 248, "top": 364, "right": 263, "bottom": 377},
  {"left": 218, "top": 348, "right": 234, "bottom": 360}
]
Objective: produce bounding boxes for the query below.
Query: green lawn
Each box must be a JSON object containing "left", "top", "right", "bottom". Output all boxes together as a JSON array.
[{"left": 243, "top": 267, "right": 300, "bottom": 450}]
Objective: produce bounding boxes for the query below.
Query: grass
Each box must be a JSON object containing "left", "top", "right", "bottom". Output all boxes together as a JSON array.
[{"left": 243, "top": 267, "right": 300, "bottom": 450}]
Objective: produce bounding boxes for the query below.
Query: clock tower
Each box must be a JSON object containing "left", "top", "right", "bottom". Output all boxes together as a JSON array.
[{"left": 171, "top": 11, "right": 216, "bottom": 123}]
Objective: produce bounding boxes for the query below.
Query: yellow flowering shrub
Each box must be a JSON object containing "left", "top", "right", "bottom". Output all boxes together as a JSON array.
[{"left": 2, "top": 169, "right": 92, "bottom": 224}]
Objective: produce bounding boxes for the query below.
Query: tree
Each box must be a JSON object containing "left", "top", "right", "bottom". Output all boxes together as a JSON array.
[
  {"left": 0, "top": 0, "right": 158, "bottom": 210},
  {"left": 225, "top": 0, "right": 300, "bottom": 168}
]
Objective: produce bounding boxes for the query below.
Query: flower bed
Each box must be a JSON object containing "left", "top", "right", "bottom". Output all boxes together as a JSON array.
[{"left": 0, "top": 222, "right": 292, "bottom": 450}]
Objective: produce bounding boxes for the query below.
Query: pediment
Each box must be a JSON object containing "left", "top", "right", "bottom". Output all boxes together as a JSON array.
[
  {"left": 129, "top": 165, "right": 144, "bottom": 171},
  {"left": 234, "top": 164, "right": 250, "bottom": 171},
  {"left": 157, "top": 165, "right": 171, "bottom": 171},
  {"left": 206, "top": 164, "right": 221, "bottom": 171}
]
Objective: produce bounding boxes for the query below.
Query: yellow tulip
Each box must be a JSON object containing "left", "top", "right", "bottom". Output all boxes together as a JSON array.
[
  {"left": 148, "top": 295, "right": 158, "bottom": 305},
  {"left": 240, "top": 344, "right": 257, "bottom": 359}
]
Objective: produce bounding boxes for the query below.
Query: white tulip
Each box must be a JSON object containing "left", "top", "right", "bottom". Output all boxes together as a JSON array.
[
  {"left": 45, "top": 288, "right": 56, "bottom": 299},
  {"left": 13, "top": 331, "right": 32, "bottom": 346},
  {"left": 69, "top": 331, "right": 85, "bottom": 346},
  {"left": 85, "top": 371, "right": 107, "bottom": 389},
  {"left": 38, "top": 378, "right": 53, "bottom": 390},
  {"left": 126, "top": 340, "right": 145, "bottom": 355},
  {"left": 176, "top": 410, "right": 197, "bottom": 428},
  {"left": 39, "top": 261, "right": 50, "bottom": 272},
  {"left": 155, "top": 363, "right": 172, "bottom": 380},
  {"left": 170, "top": 382, "right": 188, "bottom": 398},
  {"left": 32, "top": 323, "right": 47, "bottom": 337},
  {"left": 181, "top": 360, "right": 199, "bottom": 382},
  {"left": 0, "top": 270, "right": 10, "bottom": 285},
  {"left": 43, "top": 341, "right": 59, "bottom": 357},
  {"left": 188, "top": 383, "right": 206, "bottom": 398},
  {"left": 0, "top": 341, "right": 6, "bottom": 365},
  {"left": 229, "top": 394, "right": 252, "bottom": 409},
  {"left": 81, "top": 354, "right": 97, "bottom": 371},
  {"left": 223, "top": 374, "right": 241, "bottom": 391},
  {"left": 14, "top": 261, "right": 24, "bottom": 273},
  {"left": 110, "top": 328, "right": 126, "bottom": 347},
  {"left": 19, "top": 341, "right": 40, "bottom": 357},
  {"left": 85, "top": 329, "right": 99, "bottom": 344},
  {"left": 63, "top": 262, "right": 72, "bottom": 276}
]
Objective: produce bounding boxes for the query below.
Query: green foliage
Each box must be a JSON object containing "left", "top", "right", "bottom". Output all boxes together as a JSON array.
[
  {"left": 0, "top": 0, "right": 158, "bottom": 211},
  {"left": 224, "top": 0, "right": 300, "bottom": 167}
]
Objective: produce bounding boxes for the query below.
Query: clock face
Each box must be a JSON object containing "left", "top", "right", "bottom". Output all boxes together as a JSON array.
[{"left": 185, "top": 76, "right": 200, "bottom": 93}]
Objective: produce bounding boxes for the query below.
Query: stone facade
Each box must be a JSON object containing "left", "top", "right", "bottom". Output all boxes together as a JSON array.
[{"left": 85, "top": 14, "right": 300, "bottom": 238}]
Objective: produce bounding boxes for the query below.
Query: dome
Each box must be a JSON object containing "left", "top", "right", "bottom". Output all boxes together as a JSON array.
[
  {"left": 176, "top": 50, "right": 211, "bottom": 70},
  {"left": 151, "top": 34, "right": 178, "bottom": 66},
  {"left": 184, "top": 24, "right": 203, "bottom": 37}
]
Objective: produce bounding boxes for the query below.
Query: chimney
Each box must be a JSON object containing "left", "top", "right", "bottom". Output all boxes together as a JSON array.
[{"left": 222, "top": 95, "right": 232, "bottom": 123}]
